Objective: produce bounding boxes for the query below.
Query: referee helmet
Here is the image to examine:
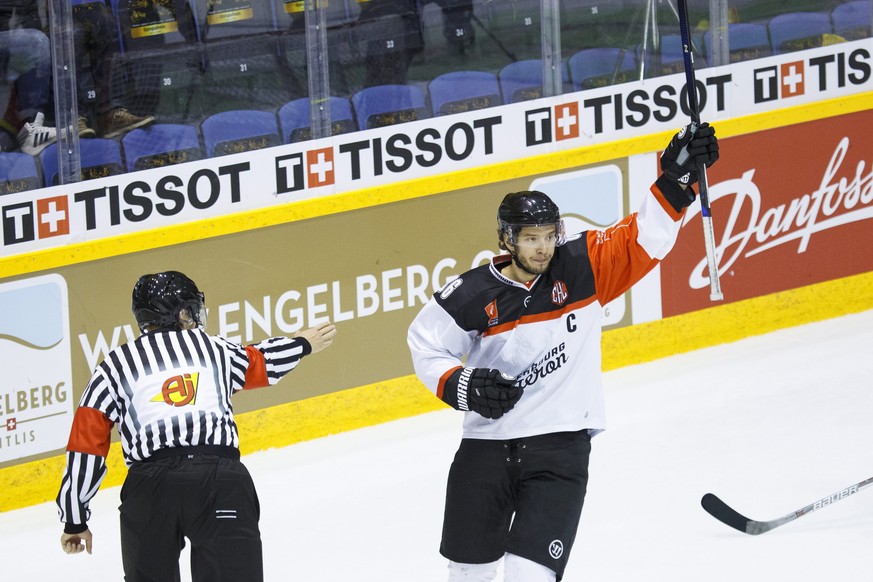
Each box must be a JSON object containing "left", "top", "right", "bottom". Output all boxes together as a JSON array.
[{"left": 132, "top": 271, "right": 206, "bottom": 333}]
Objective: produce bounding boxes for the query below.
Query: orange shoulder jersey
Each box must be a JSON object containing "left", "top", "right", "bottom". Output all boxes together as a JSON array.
[
  {"left": 407, "top": 179, "right": 689, "bottom": 441},
  {"left": 56, "top": 329, "right": 311, "bottom": 529}
]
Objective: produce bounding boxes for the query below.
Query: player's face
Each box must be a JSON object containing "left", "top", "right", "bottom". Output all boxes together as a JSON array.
[{"left": 510, "top": 225, "right": 557, "bottom": 276}]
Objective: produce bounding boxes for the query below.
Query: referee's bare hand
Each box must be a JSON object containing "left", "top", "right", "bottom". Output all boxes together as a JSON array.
[
  {"left": 60, "top": 529, "right": 92, "bottom": 555},
  {"left": 297, "top": 321, "right": 337, "bottom": 354}
]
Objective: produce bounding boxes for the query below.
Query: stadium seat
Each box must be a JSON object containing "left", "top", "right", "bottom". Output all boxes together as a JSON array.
[
  {"left": 0, "top": 152, "right": 42, "bottom": 194},
  {"left": 428, "top": 71, "right": 503, "bottom": 116},
  {"left": 39, "top": 139, "right": 124, "bottom": 186},
  {"left": 121, "top": 124, "right": 203, "bottom": 172},
  {"left": 109, "top": 0, "right": 202, "bottom": 120},
  {"left": 187, "top": 0, "right": 281, "bottom": 82},
  {"left": 277, "top": 97, "right": 356, "bottom": 143},
  {"left": 704, "top": 23, "right": 772, "bottom": 63},
  {"left": 350, "top": 84, "right": 430, "bottom": 130},
  {"left": 498, "top": 59, "right": 542, "bottom": 103},
  {"left": 200, "top": 110, "right": 281, "bottom": 157},
  {"left": 768, "top": 12, "right": 832, "bottom": 54},
  {"left": 568, "top": 47, "right": 637, "bottom": 90},
  {"left": 831, "top": 1, "right": 873, "bottom": 40}
]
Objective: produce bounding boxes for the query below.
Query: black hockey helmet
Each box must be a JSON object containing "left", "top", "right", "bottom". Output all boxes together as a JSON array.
[
  {"left": 497, "top": 190, "right": 565, "bottom": 249},
  {"left": 132, "top": 271, "right": 206, "bottom": 333}
]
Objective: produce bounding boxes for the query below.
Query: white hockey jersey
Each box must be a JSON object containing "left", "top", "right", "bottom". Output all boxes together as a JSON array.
[{"left": 407, "top": 180, "right": 687, "bottom": 440}]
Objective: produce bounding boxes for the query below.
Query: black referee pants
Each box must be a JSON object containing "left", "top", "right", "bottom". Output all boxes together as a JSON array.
[{"left": 119, "top": 452, "right": 263, "bottom": 582}]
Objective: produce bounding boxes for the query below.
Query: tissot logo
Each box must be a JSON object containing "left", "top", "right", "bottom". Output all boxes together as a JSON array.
[
  {"left": 525, "top": 103, "right": 580, "bottom": 146},
  {"left": 754, "top": 61, "right": 805, "bottom": 102},
  {"left": 754, "top": 48, "right": 871, "bottom": 103},
  {"left": 274, "top": 146, "right": 337, "bottom": 193},
  {"left": 0, "top": 195, "right": 69, "bottom": 244}
]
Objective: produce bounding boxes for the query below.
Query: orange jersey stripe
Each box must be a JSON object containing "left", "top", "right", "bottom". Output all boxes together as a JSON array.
[
  {"left": 243, "top": 345, "right": 269, "bottom": 389},
  {"left": 436, "top": 365, "right": 463, "bottom": 400},
  {"left": 587, "top": 216, "right": 659, "bottom": 304},
  {"left": 482, "top": 295, "right": 599, "bottom": 337},
  {"left": 66, "top": 406, "right": 113, "bottom": 458}
]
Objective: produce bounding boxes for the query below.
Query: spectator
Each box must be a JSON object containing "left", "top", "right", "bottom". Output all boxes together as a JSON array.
[
  {"left": 0, "top": 0, "right": 57, "bottom": 154},
  {"left": 72, "top": 0, "right": 154, "bottom": 138}
]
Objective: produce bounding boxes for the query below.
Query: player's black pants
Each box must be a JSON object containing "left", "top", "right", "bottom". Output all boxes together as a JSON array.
[
  {"left": 119, "top": 447, "right": 263, "bottom": 582},
  {"left": 440, "top": 430, "right": 591, "bottom": 581}
]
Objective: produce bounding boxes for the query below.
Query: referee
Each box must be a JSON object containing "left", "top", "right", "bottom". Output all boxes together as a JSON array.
[{"left": 56, "top": 271, "right": 336, "bottom": 581}]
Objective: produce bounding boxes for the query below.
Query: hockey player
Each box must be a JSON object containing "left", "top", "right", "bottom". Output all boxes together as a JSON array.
[
  {"left": 407, "top": 123, "right": 719, "bottom": 581},
  {"left": 56, "top": 271, "right": 336, "bottom": 581}
]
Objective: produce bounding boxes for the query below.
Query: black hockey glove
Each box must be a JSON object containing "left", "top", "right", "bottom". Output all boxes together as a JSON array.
[
  {"left": 660, "top": 122, "right": 719, "bottom": 187},
  {"left": 441, "top": 367, "right": 522, "bottom": 420}
]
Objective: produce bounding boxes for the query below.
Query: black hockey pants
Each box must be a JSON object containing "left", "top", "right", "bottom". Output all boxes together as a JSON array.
[{"left": 119, "top": 447, "right": 263, "bottom": 582}]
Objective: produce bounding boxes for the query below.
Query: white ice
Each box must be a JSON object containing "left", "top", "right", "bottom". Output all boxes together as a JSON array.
[{"left": 4, "top": 309, "right": 873, "bottom": 581}]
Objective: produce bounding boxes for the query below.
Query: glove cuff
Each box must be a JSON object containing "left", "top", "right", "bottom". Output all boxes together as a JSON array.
[
  {"left": 656, "top": 174, "right": 696, "bottom": 213},
  {"left": 441, "top": 367, "right": 472, "bottom": 411}
]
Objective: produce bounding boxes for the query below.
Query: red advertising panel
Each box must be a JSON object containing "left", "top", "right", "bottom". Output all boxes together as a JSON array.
[{"left": 661, "top": 109, "right": 873, "bottom": 316}]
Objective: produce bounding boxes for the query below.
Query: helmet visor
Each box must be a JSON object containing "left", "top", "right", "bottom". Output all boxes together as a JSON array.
[{"left": 504, "top": 221, "right": 565, "bottom": 248}]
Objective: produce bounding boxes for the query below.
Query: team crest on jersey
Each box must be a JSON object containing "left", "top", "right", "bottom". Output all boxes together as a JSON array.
[
  {"left": 484, "top": 299, "right": 499, "bottom": 326},
  {"left": 152, "top": 372, "right": 200, "bottom": 407},
  {"left": 551, "top": 280, "right": 568, "bottom": 306}
]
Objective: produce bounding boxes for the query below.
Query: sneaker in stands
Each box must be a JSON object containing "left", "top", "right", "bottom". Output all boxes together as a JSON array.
[
  {"left": 99, "top": 108, "right": 154, "bottom": 138},
  {"left": 17, "top": 112, "right": 57, "bottom": 155},
  {"left": 78, "top": 116, "right": 96, "bottom": 138}
]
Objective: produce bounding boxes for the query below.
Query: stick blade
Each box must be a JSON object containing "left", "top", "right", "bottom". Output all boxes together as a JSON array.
[{"left": 701, "top": 493, "right": 759, "bottom": 535}]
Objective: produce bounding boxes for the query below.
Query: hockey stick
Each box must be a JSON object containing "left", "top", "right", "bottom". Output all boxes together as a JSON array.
[
  {"left": 676, "top": 0, "right": 723, "bottom": 301},
  {"left": 701, "top": 476, "right": 873, "bottom": 535}
]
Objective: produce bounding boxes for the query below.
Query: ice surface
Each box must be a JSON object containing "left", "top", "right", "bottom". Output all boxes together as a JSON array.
[{"left": 4, "top": 310, "right": 872, "bottom": 581}]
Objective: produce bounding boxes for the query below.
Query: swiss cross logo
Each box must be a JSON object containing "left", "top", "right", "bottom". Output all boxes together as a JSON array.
[
  {"left": 551, "top": 280, "right": 568, "bottom": 306},
  {"left": 6, "top": 418, "right": 16, "bottom": 431},
  {"left": 484, "top": 299, "right": 499, "bottom": 326},
  {"left": 307, "top": 147, "right": 335, "bottom": 187},
  {"left": 780, "top": 61, "right": 805, "bottom": 97},
  {"left": 36, "top": 196, "right": 69, "bottom": 239},
  {"left": 554, "top": 102, "right": 579, "bottom": 141},
  {"left": 152, "top": 372, "right": 200, "bottom": 407}
]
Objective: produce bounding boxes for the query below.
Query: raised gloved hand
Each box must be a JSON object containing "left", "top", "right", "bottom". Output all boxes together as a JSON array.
[
  {"left": 440, "top": 367, "right": 522, "bottom": 419},
  {"left": 660, "top": 122, "right": 719, "bottom": 186}
]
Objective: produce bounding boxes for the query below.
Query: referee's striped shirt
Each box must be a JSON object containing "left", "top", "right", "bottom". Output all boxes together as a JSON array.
[{"left": 56, "top": 328, "right": 311, "bottom": 529}]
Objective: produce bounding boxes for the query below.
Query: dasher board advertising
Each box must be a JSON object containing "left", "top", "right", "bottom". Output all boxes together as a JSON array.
[{"left": 1, "top": 38, "right": 870, "bottom": 259}]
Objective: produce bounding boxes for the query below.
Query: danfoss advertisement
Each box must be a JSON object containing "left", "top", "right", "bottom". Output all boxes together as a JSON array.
[{"left": 661, "top": 108, "right": 873, "bottom": 315}]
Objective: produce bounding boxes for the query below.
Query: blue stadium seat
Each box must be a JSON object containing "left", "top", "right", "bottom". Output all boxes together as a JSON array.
[
  {"left": 568, "top": 48, "right": 637, "bottom": 90},
  {"left": 351, "top": 85, "right": 430, "bottom": 130},
  {"left": 768, "top": 12, "right": 832, "bottom": 54},
  {"left": 200, "top": 110, "right": 281, "bottom": 158},
  {"left": 498, "top": 59, "right": 542, "bottom": 103},
  {"left": 704, "top": 23, "right": 772, "bottom": 62},
  {"left": 277, "top": 97, "right": 356, "bottom": 143},
  {"left": 0, "top": 152, "right": 42, "bottom": 194},
  {"left": 122, "top": 124, "right": 203, "bottom": 172},
  {"left": 428, "top": 71, "right": 503, "bottom": 116},
  {"left": 831, "top": 1, "right": 873, "bottom": 40},
  {"left": 39, "top": 140, "right": 124, "bottom": 186}
]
